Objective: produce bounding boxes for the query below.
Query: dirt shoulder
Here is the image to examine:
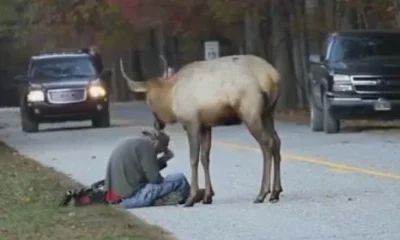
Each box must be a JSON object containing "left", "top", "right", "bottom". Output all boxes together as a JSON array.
[{"left": 0, "top": 142, "right": 175, "bottom": 240}]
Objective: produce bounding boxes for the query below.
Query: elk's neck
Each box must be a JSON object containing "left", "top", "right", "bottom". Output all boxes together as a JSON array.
[{"left": 147, "top": 81, "right": 177, "bottom": 124}]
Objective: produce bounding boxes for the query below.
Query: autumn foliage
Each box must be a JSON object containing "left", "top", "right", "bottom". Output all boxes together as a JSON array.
[{"left": 110, "top": 0, "right": 252, "bottom": 35}]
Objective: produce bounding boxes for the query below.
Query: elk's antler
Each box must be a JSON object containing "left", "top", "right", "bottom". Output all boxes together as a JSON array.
[{"left": 159, "top": 54, "right": 167, "bottom": 78}]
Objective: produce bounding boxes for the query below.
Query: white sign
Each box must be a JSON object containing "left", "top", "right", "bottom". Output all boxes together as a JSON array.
[{"left": 204, "top": 41, "right": 219, "bottom": 60}]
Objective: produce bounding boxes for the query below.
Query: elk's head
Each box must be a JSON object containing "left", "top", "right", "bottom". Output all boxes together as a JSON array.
[{"left": 119, "top": 55, "right": 177, "bottom": 131}]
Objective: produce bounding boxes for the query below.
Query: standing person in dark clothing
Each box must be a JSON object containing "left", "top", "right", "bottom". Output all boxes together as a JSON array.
[
  {"left": 104, "top": 129, "right": 192, "bottom": 209},
  {"left": 81, "top": 47, "right": 89, "bottom": 54},
  {"left": 88, "top": 45, "right": 104, "bottom": 73},
  {"left": 81, "top": 46, "right": 104, "bottom": 74}
]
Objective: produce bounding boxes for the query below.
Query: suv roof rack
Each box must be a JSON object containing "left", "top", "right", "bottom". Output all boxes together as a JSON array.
[
  {"left": 31, "top": 48, "right": 90, "bottom": 60},
  {"left": 36, "top": 48, "right": 87, "bottom": 55}
]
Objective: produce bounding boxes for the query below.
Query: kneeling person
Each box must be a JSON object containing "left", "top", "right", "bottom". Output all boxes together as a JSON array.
[{"left": 104, "top": 130, "right": 190, "bottom": 208}]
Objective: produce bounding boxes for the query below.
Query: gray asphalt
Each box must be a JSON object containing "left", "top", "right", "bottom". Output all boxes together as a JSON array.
[{"left": 1, "top": 102, "right": 399, "bottom": 240}]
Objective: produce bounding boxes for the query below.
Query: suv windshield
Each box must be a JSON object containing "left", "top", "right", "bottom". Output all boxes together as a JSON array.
[
  {"left": 329, "top": 35, "right": 400, "bottom": 62},
  {"left": 29, "top": 56, "right": 96, "bottom": 78}
]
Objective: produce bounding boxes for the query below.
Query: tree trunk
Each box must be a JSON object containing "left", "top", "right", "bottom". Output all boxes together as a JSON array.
[
  {"left": 297, "top": 0, "right": 310, "bottom": 107},
  {"left": 325, "top": 0, "right": 337, "bottom": 31},
  {"left": 244, "top": 8, "right": 257, "bottom": 55},
  {"left": 259, "top": 3, "right": 272, "bottom": 62},
  {"left": 394, "top": 0, "right": 400, "bottom": 26},
  {"left": 356, "top": 0, "right": 369, "bottom": 29},
  {"left": 243, "top": 6, "right": 266, "bottom": 58},
  {"left": 288, "top": 1, "right": 305, "bottom": 108},
  {"left": 340, "top": 1, "right": 358, "bottom": 30},
  {"left": 270, "top": 0, "right": 298, "bottom": 110}
]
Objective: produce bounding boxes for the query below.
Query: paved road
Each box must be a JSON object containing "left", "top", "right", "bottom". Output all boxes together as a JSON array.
[{"left": 1, "top": 102, "right": 400, "bottom": 240}]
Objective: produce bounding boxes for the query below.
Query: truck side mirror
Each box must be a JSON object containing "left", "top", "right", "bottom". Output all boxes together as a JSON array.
[
  {"left": 309, "top": 54, "right": 323, "bottom": 64},
  {"left": 14, "top": 74, "right": 26, "bottom": 83}
]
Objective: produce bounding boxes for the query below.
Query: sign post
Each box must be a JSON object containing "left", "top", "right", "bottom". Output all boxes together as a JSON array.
[{"left": 204, "top": 41, "right": 220, "bottom": 60}]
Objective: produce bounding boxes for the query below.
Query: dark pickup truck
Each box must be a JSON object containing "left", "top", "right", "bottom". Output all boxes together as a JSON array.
[{"left": 308, "top": 30, "right": 400, "bottom": 134}]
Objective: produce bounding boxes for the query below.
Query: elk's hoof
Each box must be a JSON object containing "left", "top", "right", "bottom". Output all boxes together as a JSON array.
[
  {"left": 183, "top": 199, "right": 195, "bottom": 207},
  {"left": 183, "top": 190, "right": 204, "bottom": 207},
  {"left": 202, "top": 195, "right": 213, "bottom": 204},
  {"left": 269, "top": 191, "right": 281, "bottom": 203},
  {"left": 253, "top": 190, "right": 270, "bottom": 204}
]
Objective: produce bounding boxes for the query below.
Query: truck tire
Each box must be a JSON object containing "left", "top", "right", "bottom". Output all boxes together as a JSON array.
[
  {"left": 21, "top": 111, "right": 39, "bottom": 133},
  {"left": 310, "top": 99, "right": 323, "bottom": 132},
  {"left": 323, "top": 95, "right": 340, "bottom": 134},
  {"left": 92, "top": 109, "right": 110, "bottom": 128}
]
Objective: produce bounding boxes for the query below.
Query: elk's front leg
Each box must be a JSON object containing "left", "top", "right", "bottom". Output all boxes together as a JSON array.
[{"left": 183, "top": 123, "right": 202, "bottom": 207}]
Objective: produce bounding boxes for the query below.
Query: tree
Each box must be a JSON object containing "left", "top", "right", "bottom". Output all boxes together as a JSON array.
[{"left": 10, "top": 0, "right": 400, "bottom": 107}]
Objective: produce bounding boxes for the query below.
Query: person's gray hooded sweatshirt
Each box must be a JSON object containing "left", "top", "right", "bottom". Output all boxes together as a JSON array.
[{"left": 104, "top": 136, "right": 167, "bottom": 199}]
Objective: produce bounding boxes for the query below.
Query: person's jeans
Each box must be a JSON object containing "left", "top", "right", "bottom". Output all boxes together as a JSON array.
[{"left": 119, "top": 173, "right": 190, "bottom": 209}]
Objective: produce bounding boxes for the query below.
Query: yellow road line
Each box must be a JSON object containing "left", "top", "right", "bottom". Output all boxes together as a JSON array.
[
  {"left": 330, "top": 167, "right": 354, "bottom": 174},
  {"left": 214, "top": 140, "right": 400, "bottom": 181},
  {"left": 112, "top": 117, "right": 400, "bottom": 181}
]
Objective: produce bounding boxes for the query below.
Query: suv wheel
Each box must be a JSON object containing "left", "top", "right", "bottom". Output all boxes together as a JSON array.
[
  {"left": 92, "top": 109, "right": 110, "bottom": 128},
  {"left": 20, "top": 109, "right": 39, "bottom": 133},
  {"left": 310, "top": 98, "right": 323, "bottom": 132},
  {"left": 323, "top": 95, "right": 340, "bottom": 134}
]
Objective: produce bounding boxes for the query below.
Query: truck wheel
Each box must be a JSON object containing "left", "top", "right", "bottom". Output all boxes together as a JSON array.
[
  {"left": 21, "top": 111, "right": 39, "bottom": 133},
  {"left": 92, "top": 109, "right": 110, "bottom": 128},
  {"left": 310, "top": 99, "right": 323, "bottom": 132},
  {"left": 323, "top": 95, "right": 340, "bottom": 134}
]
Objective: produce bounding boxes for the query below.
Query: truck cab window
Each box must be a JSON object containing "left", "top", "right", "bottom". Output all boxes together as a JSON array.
[
  {"left": 330, "top": 35, "right": 400, "bottom": 62},
  {"left": 321, "top": 36, "right": 332, "bottom": 61}
]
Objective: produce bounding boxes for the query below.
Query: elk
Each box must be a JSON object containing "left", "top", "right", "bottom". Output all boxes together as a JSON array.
[{"left": 119, "top": 54, "right": 282, "bottom": 207}]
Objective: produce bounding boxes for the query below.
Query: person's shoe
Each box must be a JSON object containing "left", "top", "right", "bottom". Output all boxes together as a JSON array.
[
  {"left": 153, "top": 189, "right": 207, "bottom": 206},
  {"left": 153, "top": 191, "right": 184, "bottom": 206}
]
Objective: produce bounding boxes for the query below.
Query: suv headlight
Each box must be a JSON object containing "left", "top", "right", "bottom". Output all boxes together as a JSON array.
[
  {"left": 332, "top": 74, "right": 353, "bottom": 91},
  {"left": 88, "top": 85, "right": 106, "bottom": 98},
  {"left": 27, "top": 90, "right": 45, "bottom": 102}
]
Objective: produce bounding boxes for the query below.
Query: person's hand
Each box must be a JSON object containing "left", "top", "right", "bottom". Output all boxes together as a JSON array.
[{"left": 162, "top": 148, "right": 174, "bottom": 161}]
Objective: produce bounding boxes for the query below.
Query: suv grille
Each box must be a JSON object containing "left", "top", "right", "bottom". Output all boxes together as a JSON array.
[
  {"left": 47, "top": 88, "right": 87, "bottom": 104},
  {"left": 351, "top": 75, "right": 400, "bottom": 93}
]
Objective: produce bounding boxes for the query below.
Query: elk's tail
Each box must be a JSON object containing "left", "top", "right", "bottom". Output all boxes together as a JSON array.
[{"left": 258, "top": 63, "right": 280, "bottom": 113}]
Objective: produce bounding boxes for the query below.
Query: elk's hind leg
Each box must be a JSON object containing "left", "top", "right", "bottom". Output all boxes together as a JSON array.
[
  {"left": 200, "top": 126, "right": 215, "bottom": 204},
  {"left": 264, "top": 115, "right": 282, "bottom": 203},
  {"left": 243, "top": 116, "right": 273, "bottom": 204},
  {"left": 183, "top": 122, "right": 203, "bottom": 207}
]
